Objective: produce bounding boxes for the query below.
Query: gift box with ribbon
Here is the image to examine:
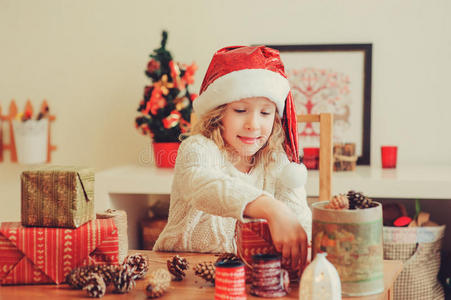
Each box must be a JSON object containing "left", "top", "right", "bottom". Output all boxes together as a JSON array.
[
  {"left": 21, "top": 166, "right": 95, "bottom": 228},
  {"left": 0, "top": 218, "right": 119, "bottom": 285}
]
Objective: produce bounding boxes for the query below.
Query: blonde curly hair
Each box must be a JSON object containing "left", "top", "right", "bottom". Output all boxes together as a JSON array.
[{"left": 183, "top": 105, "right": 286, "bottom": 168}]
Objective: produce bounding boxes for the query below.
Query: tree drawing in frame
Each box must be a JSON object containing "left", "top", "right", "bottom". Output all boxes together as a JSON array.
[{"left": 268, "top": 44, "right": 372, "bottom": 165}]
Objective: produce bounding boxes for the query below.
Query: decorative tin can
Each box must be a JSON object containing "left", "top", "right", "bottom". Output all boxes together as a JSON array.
[
  {"left": 312, "top": 201, "right": 384, "bottom": 296},
  {"left": 250, "top": 254, "right": 290, "bottom": 298},
  {"left": 215, "top": 260, "right": 246, "bottom": 300},
  {"left": 235, "top": 219, "right": 302, "bottom": 283}
]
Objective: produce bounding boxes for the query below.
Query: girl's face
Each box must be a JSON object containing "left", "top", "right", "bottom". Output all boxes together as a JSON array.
[{"left": 222, "top": 97, "right": 276, "bottom": 160}]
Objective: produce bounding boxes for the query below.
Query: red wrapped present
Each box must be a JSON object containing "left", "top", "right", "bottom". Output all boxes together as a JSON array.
[
  {"left": 0, "top": 219, "right": 119, "bottom": 285},
  {"left": 235, "top": 219, "right": 303, "bottom": 283}
]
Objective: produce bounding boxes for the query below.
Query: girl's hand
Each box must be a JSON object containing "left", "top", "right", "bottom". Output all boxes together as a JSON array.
[
  {"left": 266, "top": 203, "right": 308, "bottom": 269},
  {"left": 243, "top": 195, "right": 308, "bottom": 270}
]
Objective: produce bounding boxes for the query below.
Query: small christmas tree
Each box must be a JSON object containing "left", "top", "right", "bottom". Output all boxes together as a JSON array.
[{"left": 135, "top": 31, "right": 197, "bottom": 143}]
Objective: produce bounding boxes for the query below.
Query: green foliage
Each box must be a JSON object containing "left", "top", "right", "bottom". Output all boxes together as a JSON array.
[{"left": 415, "top": 199, "right": 421, "bottom": 220}]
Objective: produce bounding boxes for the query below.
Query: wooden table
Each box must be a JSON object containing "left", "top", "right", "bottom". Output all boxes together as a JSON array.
[{"left": 0, "top": 251, "right": 403, "bottom": 300}]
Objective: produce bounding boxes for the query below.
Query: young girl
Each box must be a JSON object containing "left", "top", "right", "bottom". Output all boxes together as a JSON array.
[{"left": 154, "top": 46, "right": 311, "bottom": 268}]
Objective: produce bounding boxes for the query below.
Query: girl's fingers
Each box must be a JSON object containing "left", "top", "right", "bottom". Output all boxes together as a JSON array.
[
  {"left": 282, "top": 244, "right": 291, "bottom": 261},
  {"left": 291, "top": 245, "right": 300, "bottom": 269},
  {"left": 300, "top": 241, "right": 307, "bottom": 269},
  {"left": 274, "top": 241, "right": 282, "bottom": 253}
]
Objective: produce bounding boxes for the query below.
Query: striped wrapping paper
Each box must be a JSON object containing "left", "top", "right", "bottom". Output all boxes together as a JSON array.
[{"left": 0, "top": 219, "right": 119, "bottom": 285}]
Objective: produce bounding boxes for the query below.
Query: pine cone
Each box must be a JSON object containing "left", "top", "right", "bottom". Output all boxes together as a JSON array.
[
  {"left": 194, "top": 261, "right": 215, "bottom": 284},
  {"left": 347, "top": 190, "right": 375, "bottom": 209},
  {"left": 67, "top": 266, "right": 90, "bottom": 289},
  {"left": 326, "top": 194, "right": 349, "bottom": 210},
  {"left": 83, "top": 273, "right": 106, "bottom": 298},
  {"left": 215, "top": 253, "right": 241, "bottom": 264},
  {"left": 124, "top": 253, "right": 149, "bottom": 280},
  {"left": 97, "top": 264, "right": 120, "bottom": 286},
  {"left": 167, "top": 255, "right": 189, "bottom": 281},
  {"left": 146, "top": 268, "right": 171, "bottom": 298},
  {"left": 66, "top": 264, "right": 120, "bottom": 289},
  {"left": 364, "top": 200, "right": 379, "bottom": 208},
  {"left": 112, "top": 263, "right": 136, "bottom": 294}
]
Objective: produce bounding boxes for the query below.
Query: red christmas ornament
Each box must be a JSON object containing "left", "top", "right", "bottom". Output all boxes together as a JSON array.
[
  {"left": 145, "top": 86, "right": 166, "bottom": 115},
  {"left": 182, "top": 62, "right": 197, "bottom": 85},
  {"left": 147, "top": 59, "right": 160, "bottom": 73},
  {"left": 162, "top": 110, "right": 181, "bottom": 129}
]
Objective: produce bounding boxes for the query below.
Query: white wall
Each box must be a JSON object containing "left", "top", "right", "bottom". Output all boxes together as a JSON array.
[{"left": 1, "top": 0, "right": 450, "bottom": 222}]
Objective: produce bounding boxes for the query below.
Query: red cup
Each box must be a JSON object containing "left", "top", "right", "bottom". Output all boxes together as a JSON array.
[
  {"left": 381, "top": 146, "right": 397, "bottom": 168},
  {"left": 303, "top": 147, "right": 320, "bottom": 170}
]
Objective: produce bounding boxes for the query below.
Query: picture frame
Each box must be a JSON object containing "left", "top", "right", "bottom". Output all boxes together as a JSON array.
[{"left": 266, "top": 44, "right": 372, "bottom": 165}]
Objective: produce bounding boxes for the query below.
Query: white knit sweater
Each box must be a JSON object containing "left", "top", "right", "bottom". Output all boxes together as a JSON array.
[{"left": 153, "top": 134, "right": 312, "bottom": 253}]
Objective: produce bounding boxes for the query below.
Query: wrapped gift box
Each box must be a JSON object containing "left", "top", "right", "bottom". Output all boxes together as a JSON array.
[
  {"left": 236, "top": 219, "right": 302, "bottom": 282},
  {"left": 0, "top": 219, "right": 119, "bottom": 285},
  {"left": 21, "top": 166, "right": 95, "bottom": 228}
]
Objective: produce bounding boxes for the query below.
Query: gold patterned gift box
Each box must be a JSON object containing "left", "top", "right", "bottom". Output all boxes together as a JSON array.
[{"left": 21, "top": 166, "right": 95, "bottom": 228}]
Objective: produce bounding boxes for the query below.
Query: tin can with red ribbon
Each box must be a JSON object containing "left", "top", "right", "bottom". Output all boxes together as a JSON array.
[
  {"left": 215, "top": 260, "right": 247, "bottom": 300},
  {"left": 235, "top": 219, "right": 302, "bottom": 283},
  {"left": 250, "top": 254, "right": 290, "bottom": 298}
]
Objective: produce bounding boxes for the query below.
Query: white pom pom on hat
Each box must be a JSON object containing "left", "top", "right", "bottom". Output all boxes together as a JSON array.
[{"left": 279, "top": 162, "right": 308, "bottom": 189}]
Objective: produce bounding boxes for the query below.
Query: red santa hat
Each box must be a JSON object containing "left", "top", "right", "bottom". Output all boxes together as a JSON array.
[{"left": 194, "top": 45, "right": 300, "bottom": 163}]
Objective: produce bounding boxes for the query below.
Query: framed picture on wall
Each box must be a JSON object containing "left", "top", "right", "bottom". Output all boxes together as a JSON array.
[{"left": 266, "top": 44, "right": 372, "bottom": 165}]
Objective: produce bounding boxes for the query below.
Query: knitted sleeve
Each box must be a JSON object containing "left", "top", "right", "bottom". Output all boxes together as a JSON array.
[
  {"left": 272, "top": 153, "right": 312, "bottom": 242},
  {"left": 175, "top": 135, "right": 271, "bottom": 222},
  {"left": 276, "top": 185, "right": 312, "bottom": 242}
]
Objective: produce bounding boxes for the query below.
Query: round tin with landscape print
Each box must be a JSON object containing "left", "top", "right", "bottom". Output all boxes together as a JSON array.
[{"left": 312, "top": 201, "right": 384, "bottom": 297}]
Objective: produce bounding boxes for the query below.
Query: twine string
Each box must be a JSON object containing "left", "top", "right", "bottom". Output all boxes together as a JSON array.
[{"left": 334, "top": 154, "right": 358, "bottom": 162}]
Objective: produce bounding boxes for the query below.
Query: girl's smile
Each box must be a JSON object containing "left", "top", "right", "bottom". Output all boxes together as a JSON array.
[{"left": 237, "top": 135, "right": 263, "bottom": 144}]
